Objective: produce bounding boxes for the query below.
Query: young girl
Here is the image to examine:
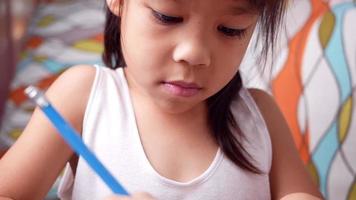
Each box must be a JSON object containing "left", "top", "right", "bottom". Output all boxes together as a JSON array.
[{"left": 0, "top": 0, "right": 323, "bottom": 199}]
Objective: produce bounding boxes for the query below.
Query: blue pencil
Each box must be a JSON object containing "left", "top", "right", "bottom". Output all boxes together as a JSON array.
[{"left": 25, "top": 86, "right": 129, "bottom": 196}]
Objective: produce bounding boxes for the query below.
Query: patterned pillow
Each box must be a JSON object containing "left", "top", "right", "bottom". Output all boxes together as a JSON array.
[
  {"left": 0, "top": 0, "right": 105, "bottom": 198},
  {"left": 241, "top": 0, "right": 356, "bottom": 199}
]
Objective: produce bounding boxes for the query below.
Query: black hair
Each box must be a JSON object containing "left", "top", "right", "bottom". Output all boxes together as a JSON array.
[{"left": 103, "top": 0, "right": 286, "bottom": 174}]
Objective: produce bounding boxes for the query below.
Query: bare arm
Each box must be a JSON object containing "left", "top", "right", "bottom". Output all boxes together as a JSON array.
[
  {"left": 104, "top": 192, "right": 156, "bottom": 200},
  {"left": 0, "top": 65, "right": 96, "bottom": 199},
  {"left": 248, "top": 89, "right": 323, "bottom": 200},
  {"left": 0, "top": 197, "right": 14, "bottom": 200}
]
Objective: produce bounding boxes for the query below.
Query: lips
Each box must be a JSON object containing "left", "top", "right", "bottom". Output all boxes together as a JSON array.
[
  {"left": 165, "top": 81, "right": 201, "bottom": 89},
  {"left": 162, "top": 81, "right": 202, "bottom": 97}
]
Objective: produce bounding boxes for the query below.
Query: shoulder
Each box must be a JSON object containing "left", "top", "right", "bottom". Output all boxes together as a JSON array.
[
  {"left": 48, "top": 64, "right": 97, "bottom": 93},
  {"left": 247, "top": 88, "right": 323, "bottom": 199},
  {"left": 46, "top": 64, "right": 97, "bottom": 106},
  {"left": 45, "top": 65, "right": 97, "bottom": 131},
  {"left": 246, "top": 88, "right": 293, "bottom": 153},
  {"left": 247, "top": 88, "right": 277, "bottom": 114},
  {"left": 247, "top": 88, "right": 293, "bottom": 139},
  {"left": 246, "top": 88, "right": 287, "bottom": 139},
  {"left": 0, "top": 65, "right": 98, "bottom": 198}
]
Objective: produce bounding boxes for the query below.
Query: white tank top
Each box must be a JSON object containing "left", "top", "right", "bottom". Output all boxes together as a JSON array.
[{"left": 57, "top": 65, "right": 272, "bottom": 200}]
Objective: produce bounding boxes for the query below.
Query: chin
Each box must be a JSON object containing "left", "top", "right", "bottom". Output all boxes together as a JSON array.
[{"left": 154, "top": 95, "right": 205, "bottom": 115}]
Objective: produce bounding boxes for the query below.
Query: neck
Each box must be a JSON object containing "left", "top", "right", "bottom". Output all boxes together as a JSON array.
[
  {"left": 124, "top": 68, "right": 213, "bottom": 141},
  {"left": 134, "top": 89, "right": 209, "bottom": 132},
  {"left": 135, "top": 92, "right": 211, "bottom": 138}
]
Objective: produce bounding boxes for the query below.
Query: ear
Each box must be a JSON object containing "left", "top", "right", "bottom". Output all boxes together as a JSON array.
[{"left": 106, "top": 0, "right": 123, "bottom": 16}]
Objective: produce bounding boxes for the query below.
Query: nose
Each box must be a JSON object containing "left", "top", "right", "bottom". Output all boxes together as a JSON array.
[{"left": 172, "top": 30, "right": 211, "bottom": 67}]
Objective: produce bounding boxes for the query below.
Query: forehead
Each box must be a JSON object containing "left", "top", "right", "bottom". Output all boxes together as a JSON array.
[
  {"left": 148, "top": 0, "right": 263, "bottom": 13},
  {"left": 149, "top": 0, "right": 251, "bottom": 5}
]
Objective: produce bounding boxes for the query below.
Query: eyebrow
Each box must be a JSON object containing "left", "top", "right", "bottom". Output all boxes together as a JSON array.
[
  {"left": 230, "top": 2, "right": 257, "bottom": 15},
  {"left": 151, "top": 0, "right": 255, "bottom": 15},
  {"left": 151, "top": 0, "right": 181, "bottom": 3},
  {"left": 230, "top": 6, "right": 249, "bottom": 15}
]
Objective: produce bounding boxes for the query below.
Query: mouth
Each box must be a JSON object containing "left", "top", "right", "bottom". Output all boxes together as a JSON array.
[{"left": 161, "top": 81, "right": 202, "bottom": 97}]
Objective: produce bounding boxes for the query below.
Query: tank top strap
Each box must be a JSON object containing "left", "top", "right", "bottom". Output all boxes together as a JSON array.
[{"left": 230, "top": 87, "right": 272, "bottom": 173}]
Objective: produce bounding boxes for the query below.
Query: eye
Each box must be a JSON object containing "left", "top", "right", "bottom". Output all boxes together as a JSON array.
[
  {"left": 151, "top": 10, "right": 183, "bottom": 24},
  {"left": 217, "top": 25, "right": 247, "bottom": 39}
]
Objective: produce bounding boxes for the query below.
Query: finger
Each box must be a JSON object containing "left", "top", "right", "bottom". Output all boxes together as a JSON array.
[
  {"left": 103, "top": 195, "right": 129, "bottom": 200},
  {"left": 132, "top": 192, "right": 156, "bottom": 200}
]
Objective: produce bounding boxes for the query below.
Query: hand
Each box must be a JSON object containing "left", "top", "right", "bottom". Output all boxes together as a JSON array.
[{"left": 104, "top": 192, "right": 156, "bottom": 200}]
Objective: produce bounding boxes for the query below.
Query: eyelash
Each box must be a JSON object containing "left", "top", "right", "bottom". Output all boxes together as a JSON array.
[
  {"left": 152, "top": 10, "right": 183, "bottom": 24},
  {"left": 151, "top": 10, "right": 247, "bottom": 39},
  {"left": 217, "top": 25, "right": 247, "bottom": 38}
]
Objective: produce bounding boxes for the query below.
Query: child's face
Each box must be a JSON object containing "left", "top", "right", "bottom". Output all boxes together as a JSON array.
[{"left": 117, "top": 0, "right": 258, "bottom": 112}]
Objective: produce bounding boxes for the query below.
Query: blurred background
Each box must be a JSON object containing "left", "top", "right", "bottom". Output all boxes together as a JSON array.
[{"left": 0, "top": 0, "right": 355, "bottom": 199}]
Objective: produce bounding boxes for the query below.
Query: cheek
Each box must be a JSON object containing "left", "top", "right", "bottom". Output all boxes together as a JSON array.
[
  {"left": 208, "top": 42, "right": 249, "bottom": 92},
  {"left": 214, "top": 66, "right": 238, "bottom": 87},
  {"left": 214, "top": 43, "right": 246, "bottom": 73},
  {"left": 205, "top": 56, "right": 238, "bottom": 93},
  {"left": 214, "top": 26, "right": 255, "bottom": 68},
  {"left": 121, "top": 11, "right": 170, "bottom": 71}
]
